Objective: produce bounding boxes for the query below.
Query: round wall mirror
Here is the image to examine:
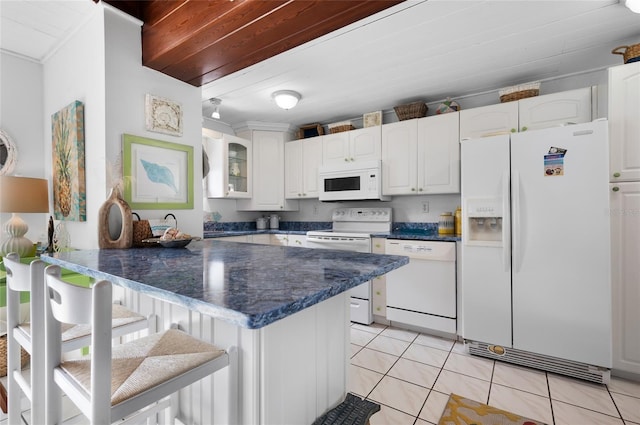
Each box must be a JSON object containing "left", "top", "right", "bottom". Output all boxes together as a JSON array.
[{"left": 0, "top": 129, "right": 18, "bottom": 175}]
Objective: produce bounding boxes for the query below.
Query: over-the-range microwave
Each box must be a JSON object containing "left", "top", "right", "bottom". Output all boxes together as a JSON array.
[{"left": 318, "top": 160, "right": 390, "bottom": 202}]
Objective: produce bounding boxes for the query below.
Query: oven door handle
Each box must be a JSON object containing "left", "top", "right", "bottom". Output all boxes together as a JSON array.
[{"left": 306, "top": 236, "right": 370, "bottom": 244}]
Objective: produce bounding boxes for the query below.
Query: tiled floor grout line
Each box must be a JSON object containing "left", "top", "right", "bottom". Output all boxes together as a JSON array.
[
  {"left": 606, "top": 383, "right": 627, "bottom": 424},
  {"left": 544, "top": 372, "right": 556, "bottom": 425},
  {"left": 486, "top": 361, "right": 496, "bottom": 405}
]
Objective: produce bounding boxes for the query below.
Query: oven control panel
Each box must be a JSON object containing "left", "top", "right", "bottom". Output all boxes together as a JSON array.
[{"left": 331, "top": 207, "right": 392, "bottom": 222}]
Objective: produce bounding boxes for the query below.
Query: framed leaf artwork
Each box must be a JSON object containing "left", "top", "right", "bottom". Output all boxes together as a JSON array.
[{"left": 123, "top": 134, "right": 194, "bottom": 209}]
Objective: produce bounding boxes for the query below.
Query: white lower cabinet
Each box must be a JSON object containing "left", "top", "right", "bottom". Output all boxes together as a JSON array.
[
  {"left": 214, "top": 235, "right": 250, "bottom": 243},
  {"left": 250, "top": 234, "right": 271, "bottom": 245},
  {"left": 270, "top": 234, "right": 307, "bottom": 247},
  {"left": 287, "top": 234, "right": 307, "bottom": 247},
  {"left": 270, "top": 234, "right": 289, "bottom": 246},
  {"left": 610, "top": 181, "right": 640, "bottom": 377}
]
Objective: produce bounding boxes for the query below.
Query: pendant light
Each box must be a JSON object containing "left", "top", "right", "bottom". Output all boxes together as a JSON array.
[{"left": 209, "top": 98, "right": 221, "bottom": 119}]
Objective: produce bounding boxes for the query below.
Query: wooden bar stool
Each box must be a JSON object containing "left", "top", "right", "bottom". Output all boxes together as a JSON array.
[
  {"left": 43, "top": 264, "right": 237, "bottom": 425},
  {"left": 3, "top": 253, "right": 153, "bottom": 424}
]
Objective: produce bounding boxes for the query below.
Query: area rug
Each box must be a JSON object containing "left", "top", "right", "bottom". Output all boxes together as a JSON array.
[
  {"left": 313, "top": 393, "right": 380, "bottom": 425},
  {"left": 438, "top": 393, "right": 546, "bottom": 425}
]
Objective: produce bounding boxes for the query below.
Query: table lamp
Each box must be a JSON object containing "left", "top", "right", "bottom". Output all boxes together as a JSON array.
[{"left": 0, "top": 176, "right": 49, "bottom": 257}]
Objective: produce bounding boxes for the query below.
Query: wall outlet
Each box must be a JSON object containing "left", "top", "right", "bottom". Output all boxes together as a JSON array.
[
  {"left": 422, "top": 202, "right": 429, "bottom": 213},
  {"left": 313, "top": 204, "right": 319, "bottom": 215}
]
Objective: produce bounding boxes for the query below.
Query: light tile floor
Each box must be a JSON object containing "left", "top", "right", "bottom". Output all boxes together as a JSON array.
[{"left": 348, "top": 322, "right": 640, "bottom": 425}]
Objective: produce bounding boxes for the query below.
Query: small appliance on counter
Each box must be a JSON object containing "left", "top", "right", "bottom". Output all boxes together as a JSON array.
[
  {"left": 256, "top": 217, "right": 268, "bottom": 230},
  {"left": 438, "top": 212, "right": 454, "bottom": 236},
  {"left": 269, "top": 215, "right": 280, "bottom": 230}
]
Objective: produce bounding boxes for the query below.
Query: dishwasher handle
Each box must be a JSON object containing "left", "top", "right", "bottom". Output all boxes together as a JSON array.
[{"left": 385, "top": 240, "right": 456, "bottom": 261}]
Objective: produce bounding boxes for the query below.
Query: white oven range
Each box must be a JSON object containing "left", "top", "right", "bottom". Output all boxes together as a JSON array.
[{"left": 306, "top": 207, "right": 392, "bottom": 324}]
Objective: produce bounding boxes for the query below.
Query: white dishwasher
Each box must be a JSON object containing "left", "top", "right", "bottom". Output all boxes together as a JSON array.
[{"left": 385, "top": 239, "right": 457, "bottom": 334}]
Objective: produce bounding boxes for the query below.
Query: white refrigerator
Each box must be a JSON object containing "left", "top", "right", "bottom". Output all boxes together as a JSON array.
[{"left": 461, "top": 120, "right": 612, "bottom": 378}]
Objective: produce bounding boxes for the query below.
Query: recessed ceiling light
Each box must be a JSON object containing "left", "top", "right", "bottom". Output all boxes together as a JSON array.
[
  {"left": 626, "top": 0, "right": 640, "bottom": 13},
  {"left": 272, "top": 90, "right": 301, "bottom": 110}
]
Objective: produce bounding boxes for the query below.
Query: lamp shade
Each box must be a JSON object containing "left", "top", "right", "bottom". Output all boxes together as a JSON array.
[{"left": 0, "top": 176, "right": 49, "bottom": 213}]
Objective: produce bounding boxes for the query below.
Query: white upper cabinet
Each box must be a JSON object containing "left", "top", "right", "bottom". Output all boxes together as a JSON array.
[
  {"left": 382, "top": 113, "right": 460, "bottom": 196},
  {"left": 203, "top": 133, "right": 252, "bottom": 199},
  {"left": 459, "top": 87, "right": 593, "bottom": 140},
  {"left": 236, "top": 130, "right": 299, "bottom": 211},
  {"left": 285, "top": 136, "right": 322, "bottom": 199},
  {"left": 381, "top": 120, "right": 418, "bottom": 195},
  {"left": 459, "top": 102, "right": 518, "bottom": 140},
  {"left": 609, "top": 62, "right": 640, "bottom": 182},
  {"left": 518, "top": 87, "right": 593, "bottom": 131},
  {"left": 322, "top": 127, "right": 381, "bottom": 166},
  {"left": 417, "top": 112, "right": 460, "bottom": 194}
]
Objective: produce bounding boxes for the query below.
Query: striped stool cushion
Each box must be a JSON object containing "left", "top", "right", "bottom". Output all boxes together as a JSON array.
[{"left": 58, "top": 328, "right": 225, "bottom": 405}]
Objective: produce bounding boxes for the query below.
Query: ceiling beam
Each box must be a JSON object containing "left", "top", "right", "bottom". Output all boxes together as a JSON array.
[{"left": 104, "top": 0, "right": 403, "bottom": 87}]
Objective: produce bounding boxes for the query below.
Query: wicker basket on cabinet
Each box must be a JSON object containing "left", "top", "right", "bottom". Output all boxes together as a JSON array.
[
  {"left": 393, "top": 102, "right": 428, "bottom": 121},
  {"left": 499, "top": 82, "right": 540, "bottom": 103},
  {"left": 611, "top": 43, "right": 640, "bottom": 64}
]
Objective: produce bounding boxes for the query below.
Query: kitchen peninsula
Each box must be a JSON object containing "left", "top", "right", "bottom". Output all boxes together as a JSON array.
[{"left": 41, "top": 239, "right": 408, "bottom": 424}]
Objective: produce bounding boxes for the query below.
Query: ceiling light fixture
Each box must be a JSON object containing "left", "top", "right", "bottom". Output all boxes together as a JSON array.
[
  {"left": 272, "top": 90, "right": 301, "bottom": 110},
  {"left": 209, "top": 98, "right": 221, "bottom": 119},
  {"left": 626, "top": 0, "right": 640, "bottom": 13}
]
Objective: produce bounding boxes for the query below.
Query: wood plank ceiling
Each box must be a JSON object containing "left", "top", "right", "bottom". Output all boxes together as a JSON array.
[{"left": 103, "top": 0, "right": 403, "bottom": 87}]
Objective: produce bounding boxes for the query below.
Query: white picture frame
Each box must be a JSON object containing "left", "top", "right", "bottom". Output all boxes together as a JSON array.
[
  {"left": 363, "top": 111, "right": 382, "bottom": 127},
  {"left": 145, "top": 94, "right": 183, "bottom": 136}
]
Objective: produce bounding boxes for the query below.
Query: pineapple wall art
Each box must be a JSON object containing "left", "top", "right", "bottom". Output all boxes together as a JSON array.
[{"left": 52, "top": 100, "right": 86, "bottom": 221}]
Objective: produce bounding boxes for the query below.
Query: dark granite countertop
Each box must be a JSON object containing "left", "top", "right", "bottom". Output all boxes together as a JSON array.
[
  {"left": 40, "top": 240, "right": 408, "bottom": 329},
  {"left": 373, "top": 230, "right": 460, "bottom": 242},
  {"left": 204, "top": 229, "right": 460, "bottom": 242},
  {"left": 204, "top": 229, "right": 311, "bottom": 238}
]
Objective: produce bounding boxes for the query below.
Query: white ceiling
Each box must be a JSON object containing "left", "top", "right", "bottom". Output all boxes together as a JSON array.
[{"left": 2, "top": 1, "right": 640, "bottom": 130}]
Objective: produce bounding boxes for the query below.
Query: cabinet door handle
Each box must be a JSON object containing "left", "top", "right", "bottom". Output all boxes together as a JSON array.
[
  {"left": 613, "top": 172, "right": 621, "bottom": 178},
  {"left": 612, "top": 186, "right": 620, "bottom": 192},
  {"left": 521, "top": 126, "right": 528, "bottom": 132},
  {"left": 350, "top": 157, "right": 354, "bottom": 162},
  {"left": 344, "top": 158, "right": 349, "bottom": 162},
  {"left": 411, "top": 188, "right": 416, "bottom": 191},
  {"left": 418, "top": 188, "right": 423, "bottom": 192}
]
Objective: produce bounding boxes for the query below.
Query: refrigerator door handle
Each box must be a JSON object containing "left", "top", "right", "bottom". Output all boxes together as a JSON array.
[
  {"left": 502, "top": 170, "right": 510, "bottom": 272},
  {"left": 512, "top": 170, "right": 521, "bottom": 272}
]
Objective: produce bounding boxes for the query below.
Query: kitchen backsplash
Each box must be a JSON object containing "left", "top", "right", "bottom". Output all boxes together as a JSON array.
[
  {"left": 204, "top": 220, "right": 332, "bottom": 232},
  {"left": 203, "top": 220, "right": 440, "bottom": 233}
]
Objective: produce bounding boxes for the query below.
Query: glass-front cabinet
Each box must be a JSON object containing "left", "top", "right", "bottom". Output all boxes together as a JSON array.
[{"left": 203, "top": 130, "right": 252, "bottom": 198}]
